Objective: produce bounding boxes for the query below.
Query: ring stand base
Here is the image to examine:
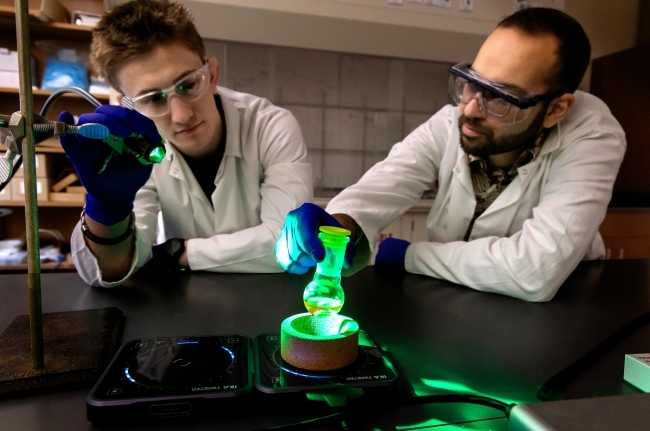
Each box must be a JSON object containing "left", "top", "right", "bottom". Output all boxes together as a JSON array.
[{"left": 0, "top": 308, "right": 124, "bottom": 397}]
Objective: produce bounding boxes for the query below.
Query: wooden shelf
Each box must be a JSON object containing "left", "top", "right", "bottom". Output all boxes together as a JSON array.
[
  {"left": 0, "top": 200, "right": 83, "bottom": 207},
  {"left": 0, "top": 0, "right": 102, "bottom": 244},
  {"left": 0, "top": 10, "right": 93, "bottom": 41},
  {"left": 0, "top": 261, "right": 76, "bottom": 273},
  {"left": 1, "top": 137, "right": 66, "bottom": 153},
  {"left": 0, "top": 0, "right": 105, "bottom": 39},
  {"left": 0, "top": 87, "right": 109, "bottom": 101}
]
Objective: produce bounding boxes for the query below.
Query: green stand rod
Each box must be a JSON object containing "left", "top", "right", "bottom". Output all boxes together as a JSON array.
[{"left": 15, "top": 0, "right": 44, "bottom": 370}]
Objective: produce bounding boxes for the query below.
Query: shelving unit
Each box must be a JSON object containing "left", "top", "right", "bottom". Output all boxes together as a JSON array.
[{"left": 0, "top": 0, "right": 106, "bottom": 259}]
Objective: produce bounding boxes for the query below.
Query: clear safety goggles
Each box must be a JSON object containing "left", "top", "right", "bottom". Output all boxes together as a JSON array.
[
  {"left": 448, "top": 62, "right": 563, "bottom": 125},
  {"left": 122, "top": 63, "right": 211, "bottom": 118}
]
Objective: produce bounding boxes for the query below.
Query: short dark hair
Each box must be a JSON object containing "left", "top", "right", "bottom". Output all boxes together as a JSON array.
[
  {"left": 91, "top": 0, "right": 205, "bottom": 91},
  {"left": 498, "top": 7, "right": 591, "bottom": 94}
]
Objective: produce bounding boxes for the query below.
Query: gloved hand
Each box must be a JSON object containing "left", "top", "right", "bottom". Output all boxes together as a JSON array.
[
  {"left": 275, "top": 203, "right": 356, "bottom": 275},
  {"left": 58, "top": 105, "right": 162, "bottom": 226},
  {"left": 375, "top": 237, "right": 410, "bottom": 271},
  {"left": 141, "top": 238, "right": 186, "bottom": 272}
]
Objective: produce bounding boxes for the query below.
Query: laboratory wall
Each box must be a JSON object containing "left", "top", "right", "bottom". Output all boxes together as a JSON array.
[
  {"left": 103, "top": 0, "right": 642, "bottom": 196},
  {"left": 185, "top": 0, "right": 640, "bottom": 62},
  {"left": 204, "top": 39, "right": 452, "bottom": 197}
]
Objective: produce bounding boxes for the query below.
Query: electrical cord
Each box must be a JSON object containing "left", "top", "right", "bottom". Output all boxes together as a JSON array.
[
  {"left": 260, "top": 393, "right": 515, "bottom": 431},
  {"left": 536, "top": 311, "right": 650, "bottom": 401},
  {"left": 0, "top": 86, "right": 102, "bottom": 192},
  {"left": 39, "top": 86, "right": 102, "bottom": 116}
]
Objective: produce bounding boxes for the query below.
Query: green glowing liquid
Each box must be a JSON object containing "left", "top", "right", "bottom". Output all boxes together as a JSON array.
[
  {"left": 304, "top": 273, "right": 344, "bottom": 315},
  {"left": 303, "top": 226, "right": 350, "bottom": 316},
  {"left": 304, "top": 296, "right": 343, "bottom": 315}
]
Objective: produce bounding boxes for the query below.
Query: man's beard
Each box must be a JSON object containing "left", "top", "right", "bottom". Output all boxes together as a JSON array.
[{"left": 458, "top": 107, "right": 547, "bottom": 159}]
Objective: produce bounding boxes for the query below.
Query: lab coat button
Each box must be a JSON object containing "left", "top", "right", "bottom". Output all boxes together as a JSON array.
[
  {"left": 173, "top": 168, "right": 179, "bottom": 175},
  {"left": 521, "top": 169, "right": 528, "bottom": 175},
  {"left": 455, "top": 168, "right": 460, "bottom": 173}
]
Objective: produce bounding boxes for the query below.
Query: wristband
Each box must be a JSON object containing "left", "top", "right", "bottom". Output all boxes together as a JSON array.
[{"left": 80, "top": 208, "right": 134, "bottom": 246}]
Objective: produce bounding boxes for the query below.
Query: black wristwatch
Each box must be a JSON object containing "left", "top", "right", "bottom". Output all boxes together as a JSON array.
[{"left": 151, "top": 238, "right": 186, "bottom": 271}]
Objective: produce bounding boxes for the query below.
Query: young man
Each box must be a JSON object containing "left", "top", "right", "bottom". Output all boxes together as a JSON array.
[
  {"left": 276, "top": 8, "right": 626, "bottom": 302},
  {"left": 60, "top": 0, "right": 312, "bottom": 286}
]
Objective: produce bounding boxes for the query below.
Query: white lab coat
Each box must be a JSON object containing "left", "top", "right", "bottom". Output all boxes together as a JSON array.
[
  {"left": 327, "top": 91, "right": 626, "bottom": 302},
  {"left": 72, "top": 86, "right": 313, "bottom": 286}
]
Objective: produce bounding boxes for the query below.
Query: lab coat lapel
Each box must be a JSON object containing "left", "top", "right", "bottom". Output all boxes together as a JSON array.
[
  {"left": 218, "top": 88, "right": 245, "bottom": 159},
  {"left": 453, "top": 146, "right": 475, "bottom": 196},
  {"left": 165, "top": 146, "right": 212, "bottom": 237},
  {"left": 447, "top": 148, "right": 476, "bottom": 237},
  {"left": 211, "top": 89, "right": 245, "bottom": 232},
  {"left": 167, "top": 146, "right": 211, "bottom": 206}
]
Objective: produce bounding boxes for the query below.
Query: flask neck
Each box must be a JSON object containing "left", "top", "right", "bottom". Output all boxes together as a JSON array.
[{"left": 317, "top": 233, "right": 348, "bottom": 277}]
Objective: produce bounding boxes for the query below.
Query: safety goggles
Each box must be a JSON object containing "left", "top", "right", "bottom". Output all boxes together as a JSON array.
[
  {"left": 122, "top": 63, "right": 211, "bottom": 118},
  {"left": 448, "top": 62, "right": 563, "bottom": 125}
]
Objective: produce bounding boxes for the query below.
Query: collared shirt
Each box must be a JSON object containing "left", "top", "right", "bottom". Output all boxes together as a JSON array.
[{"left": 463, "top": 130, "right": 549, "bottom": 241}]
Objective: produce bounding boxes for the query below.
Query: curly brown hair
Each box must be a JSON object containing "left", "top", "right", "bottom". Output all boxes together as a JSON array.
[{"left": 91, "top": 0, "right": 205, "bottom": 91}]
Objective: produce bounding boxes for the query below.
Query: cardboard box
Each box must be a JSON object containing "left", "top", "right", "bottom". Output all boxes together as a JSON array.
[
  {"left": 36, "top": 0, "right": 69, "bottom": 23},
  {"left": 0, "top": 70, "right": 19, "bottom": 89},
  {"left": 0, "top": 48, "right": 19, "bottom": 89},
  {"left": 0, "top": 0, "right": 70, "bottom": 22},
  {"left": 50, "top": 172, "right": 78, "bottom": 192},
  {"left": 49, "top": 192, "right": 84, "bottom": 204},
  {"left": 14, "top": 154, "right": 48, "bottom": 178},
  {"left": 65, "top": 186, "right": 86, "bottom": 194},
  {"left": 0, "top": 48, "right": 18, "bottom": 72},
  {"left": 11, "top": 178, "right": 50, "bottom": 202},
  {"left": 0, "top": 48, "right": 37, "bottom": 89}
]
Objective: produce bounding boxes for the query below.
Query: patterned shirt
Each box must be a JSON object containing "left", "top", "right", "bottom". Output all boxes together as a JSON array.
[{"left": 463, "top": 131, "right": 549, "bottom": 241}]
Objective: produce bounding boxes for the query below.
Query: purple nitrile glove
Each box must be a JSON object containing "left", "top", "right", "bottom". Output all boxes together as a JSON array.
[
  {"left": 275, "top": 203, "right": 356, "bottom": 275},
  {"left": 375, "top": 237, "right": 410, "bottom": 271},
  {"left": 58, "top": 105, "right": 161, "bottom": 226}
]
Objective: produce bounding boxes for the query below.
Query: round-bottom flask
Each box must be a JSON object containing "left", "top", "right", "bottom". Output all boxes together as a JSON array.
[{"left": 303, "top": 226, "right": 351, "bottom": 316}]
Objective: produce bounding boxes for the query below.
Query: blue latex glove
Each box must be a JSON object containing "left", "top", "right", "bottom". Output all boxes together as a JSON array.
[
  {"left": 58, "top": 105, "right": 162, "bottom": 226},
  {"left": 275, "top": 203, "right": 356, "bottom": 275},
  {"left": 375, "top": 237, "right": 410, "bottom": 271}
]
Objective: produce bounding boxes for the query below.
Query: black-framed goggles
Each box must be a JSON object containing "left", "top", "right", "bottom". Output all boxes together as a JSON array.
[{"left": 448, "top": 62, "right": 564, "bottom": 124}]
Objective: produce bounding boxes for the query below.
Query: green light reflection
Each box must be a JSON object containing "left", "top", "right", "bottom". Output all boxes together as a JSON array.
[
  {"left": 420, "top": 379, "right": 522, "bottom": 405},
  {"left": 148, "top": 146, "right": 166, "bottom": 163},
  {"left": 396, "top": 417, "right": 506, "bottom": 430},
  {"left": 275, "top": 228, "right": 292, "bottom": 269},
  {"left": 387, "top": 372, "right": 522, "bottom": 429}
]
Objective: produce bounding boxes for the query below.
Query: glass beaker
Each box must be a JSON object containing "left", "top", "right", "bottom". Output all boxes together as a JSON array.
[{"left": 303, "top": 226, "right": 351, "bottom": 316}]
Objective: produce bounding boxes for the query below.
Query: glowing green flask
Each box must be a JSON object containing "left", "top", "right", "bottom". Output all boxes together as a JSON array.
[{"left": 303, "top": 226, "right": 351, "bottom": 316}]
